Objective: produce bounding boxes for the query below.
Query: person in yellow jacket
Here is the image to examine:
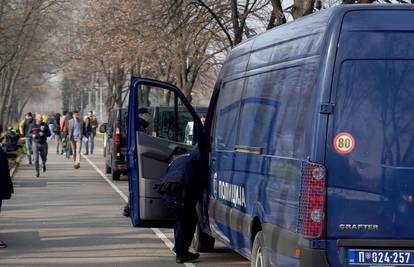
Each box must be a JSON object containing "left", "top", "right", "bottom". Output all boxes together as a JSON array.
[
  {"left": 42, "top": 114, "right": 48, "bottom": 123},
  {"left": 18, "top": 118, "right": 25, "bottom": 136},
  {"left": 19, "top": 112, "right": 34, "bottom": 164}
]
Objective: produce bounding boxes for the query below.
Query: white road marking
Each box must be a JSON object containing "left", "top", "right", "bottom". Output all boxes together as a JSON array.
[
  {"left": 83, "top": 155, "right": 128, "bottom": 202},
  {"left": 83, "top": 155, "right": 196, "bottom": 267}
]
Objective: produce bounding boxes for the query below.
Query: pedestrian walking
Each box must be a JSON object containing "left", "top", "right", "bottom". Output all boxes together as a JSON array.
[
  {"left": 47, "top": 114, "right": 55, "bottom": 139},
  {"left": 55, "top": 113, "right": 62, "bottom": 154},
  {"left": 157, "top": 152, "right": 207, "bottom": 264},
  {"left": 68, "top": 111, "right": 84, "bottom": 169},
  {"left": 30, "top": 113, "right": 51, "bottom": 177},
  {"left": 19, "top": 112, "right": 34, "bottom": 165},
  {"left": 60, "top": 111, "right": 69, "bottom": 156},
  {"left": 0, "top": 125, "right": 13, "bottom": 249},
  {"left": 83, "top": 111, "right": 98, "bottom": 155}
]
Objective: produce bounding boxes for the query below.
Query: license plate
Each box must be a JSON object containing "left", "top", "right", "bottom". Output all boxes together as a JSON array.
[{"left": 348, "top": 249, "right": 414, "bottom": 266}]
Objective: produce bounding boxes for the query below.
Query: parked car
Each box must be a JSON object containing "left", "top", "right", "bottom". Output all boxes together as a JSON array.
[
  {"left": 146, "top": 106, "right": 207, "bottom": 145},
  {"left": 126, "top": 5, "right": 414, "bottom": 267},
  {"left": 100, "top": 108, "right": 128, "bottom": 180}
]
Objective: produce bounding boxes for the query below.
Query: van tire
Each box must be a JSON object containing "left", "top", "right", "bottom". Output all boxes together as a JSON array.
[
  {"left": 112, "top": 170, "right": 121, "bottom": 180},
  {"left": 105, "top": 164, "right": 111, "bottom": 174},
  {"left": 191, "top": 223, "right": 215, "bottom": 252},
  {"left": 251, "top": 231, "right": 269, "bottom": 267}
]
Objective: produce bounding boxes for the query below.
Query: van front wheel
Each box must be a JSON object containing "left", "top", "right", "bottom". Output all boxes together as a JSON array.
[{"left": 251, "top": 231, "right": 269, "bottom": 267}]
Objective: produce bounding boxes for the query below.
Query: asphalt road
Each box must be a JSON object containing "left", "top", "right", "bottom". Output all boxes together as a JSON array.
[{"left": 0, "top": 139, "right": 249, "bottom": 267}]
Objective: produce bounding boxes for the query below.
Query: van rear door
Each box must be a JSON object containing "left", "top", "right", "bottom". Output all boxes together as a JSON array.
[{"left": 325, "top": 9, "right": 414, "bottom": 267}]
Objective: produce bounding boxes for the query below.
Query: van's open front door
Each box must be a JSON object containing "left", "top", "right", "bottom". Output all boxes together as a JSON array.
[{"left": 127, "top": 77, "right": 203, "bottom": 227}]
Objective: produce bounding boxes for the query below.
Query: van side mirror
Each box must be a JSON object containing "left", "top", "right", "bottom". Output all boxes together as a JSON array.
[{"left": 99, "top": 123, "right": 107, "bottom": 133}]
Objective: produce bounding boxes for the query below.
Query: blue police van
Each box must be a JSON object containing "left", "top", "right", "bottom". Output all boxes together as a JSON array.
[{"left": 126, "top": 5, "right": 414, "bottom": 266}]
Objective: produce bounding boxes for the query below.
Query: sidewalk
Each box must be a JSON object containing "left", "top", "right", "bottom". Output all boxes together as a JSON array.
[{"left": 0, "top": 141, "right": 179, "bottom": 267}]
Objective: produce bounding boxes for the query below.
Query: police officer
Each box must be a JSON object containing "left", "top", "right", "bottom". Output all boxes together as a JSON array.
[{"left": 158, "top": 151, "right": 207, "bottom": 264}]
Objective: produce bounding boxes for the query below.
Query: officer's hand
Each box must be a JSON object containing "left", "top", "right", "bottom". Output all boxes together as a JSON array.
[
  {"left": 32, "top": 134, "right": 36, "bottom": 139},
  {"left": 39, "top": 132, "right": 44, "bottom": 136}
]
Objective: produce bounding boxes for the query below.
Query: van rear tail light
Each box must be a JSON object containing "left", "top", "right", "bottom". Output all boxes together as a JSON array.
[
  {"left": 297, "top": 162, "right": 326, "bottom": 238},
  {"left": 114, "top": 122, "right": 121, "bottom": 143}
]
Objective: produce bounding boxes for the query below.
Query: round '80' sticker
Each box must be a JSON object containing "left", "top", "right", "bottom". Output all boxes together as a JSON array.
[{"left": 333, "top": 132, "right": 355, "bottom": 154}]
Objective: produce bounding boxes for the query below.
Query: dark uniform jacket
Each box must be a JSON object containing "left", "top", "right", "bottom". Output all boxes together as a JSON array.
[
  {"left": 0, "top": 147, "right": 13, "bottom": 200},
  {"left": 158, "top": 152, "right": 207, "bottom": 215}
]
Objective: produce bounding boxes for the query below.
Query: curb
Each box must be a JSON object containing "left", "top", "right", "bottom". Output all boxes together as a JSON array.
[{"left": 10, "top": 155, "right": 23, "bottom": 178}]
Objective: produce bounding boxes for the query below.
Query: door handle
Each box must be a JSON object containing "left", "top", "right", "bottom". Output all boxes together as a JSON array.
[{"left": 234, "top": 145, "right": 263, "bottom": 155}]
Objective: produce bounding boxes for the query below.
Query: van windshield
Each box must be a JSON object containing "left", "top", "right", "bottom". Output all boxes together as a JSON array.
[{"left": 335, "top": 60, "right": 414, "bottom": 167}]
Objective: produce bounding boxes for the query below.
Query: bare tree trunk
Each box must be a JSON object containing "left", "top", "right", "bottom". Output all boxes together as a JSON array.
[
  {"left": 269, "top": 0, "right": 286, "bottom": 29},
  {"left": 230, "top": 0, "right": 243, "bottom": 45},
  {"left": 291, "top": 0, "right": 316, "bottom": 20}
]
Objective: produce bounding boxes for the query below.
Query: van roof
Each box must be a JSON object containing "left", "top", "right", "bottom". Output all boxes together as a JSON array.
[{"left": 222, "top": 4, "right": 414, "bottom": 79}]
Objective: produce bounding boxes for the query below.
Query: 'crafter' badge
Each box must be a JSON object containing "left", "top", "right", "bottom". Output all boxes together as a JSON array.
[{"left": 333, "top": 132, "right": 355, "bottom": 154}]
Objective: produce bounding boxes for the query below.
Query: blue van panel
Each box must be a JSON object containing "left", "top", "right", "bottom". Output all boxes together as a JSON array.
[
  {"left": 342, "top": 10, "right": 414, "bottom": 31},
  {"left": 221, "top": 7, "right": 335, "bottom": 79},
  {"left": 209, "top": 6, "right": 337, "bottom": 267},
  {"left": 247, "top": 33, "right": 325, "bottom": 70},
  {"left": 220, "top": 40, "right": 254, "bottom": 78},
  {"left": 205, "top": 4, "right": 414, "bottom": 267},
  {"left": 327, "top": 59, "right": 414, "bottom": 233},
  {"left": 248, "top": 19, "right": 329, "bottom": 71},
  {"left": 250, "top": 8, "right": 333, "bottom": 52},
  {"left": 326, "top": 8, "right": 414, "bottom": 267},
  {"left": 339, "top": 11, "right": 414, "bottom": 59}
]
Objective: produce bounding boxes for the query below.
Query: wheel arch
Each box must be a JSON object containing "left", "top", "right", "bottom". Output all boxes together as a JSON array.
[{"left": 250, "top": 216, "right": 262, "bottom": 248}]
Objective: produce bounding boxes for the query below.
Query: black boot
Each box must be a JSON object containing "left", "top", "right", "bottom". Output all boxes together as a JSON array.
[
  {"left": 176, "top": 252, "right": 199, "bottom": 264},
  {"left": 122, "top": 203, "right": 130, "bottom": 217}
]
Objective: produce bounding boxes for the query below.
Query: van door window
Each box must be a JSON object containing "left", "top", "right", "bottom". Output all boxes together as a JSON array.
[
  {"left": 236, "top": 73, "right": 278, "bottom": 153},
  {"left": 334, "top": 60, "right": 414, "bottom": 167},
  {"left": 215, "top": 78, "right": 244, "bottom": 150},
  {"left": 236, "top": 63, "right": 318, "bottom": 158},
  {"left": 137, "top": 85, "right": 194, "bottom": 145}
]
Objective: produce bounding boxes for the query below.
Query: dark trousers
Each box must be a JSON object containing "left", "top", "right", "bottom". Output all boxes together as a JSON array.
[
  {"left": 174, "top": 202, "right": 198, "bottom": 256},
  {"left": 33, "top": 142, "right": 48, "bottom": 174}
]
